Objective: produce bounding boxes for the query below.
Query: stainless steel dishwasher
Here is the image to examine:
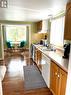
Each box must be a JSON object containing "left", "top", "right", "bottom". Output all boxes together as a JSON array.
[{"left": 41, "top": 53, "right": 51, "bottom": 88}]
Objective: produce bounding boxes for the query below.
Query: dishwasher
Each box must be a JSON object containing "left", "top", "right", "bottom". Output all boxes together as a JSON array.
[{"left": 41, "top": 53, "right": 51, "bottom": 88}]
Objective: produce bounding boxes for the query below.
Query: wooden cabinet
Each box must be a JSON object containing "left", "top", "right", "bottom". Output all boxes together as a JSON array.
[
  {"left": 58, "top": 69, "right": 67, "bottom": 95},
  {"left": 36, "top": 21, "right": 42, "bottom": 31},
  {"left": 37, "top": 49, "right": 42, "bottom": 71},
  {"left": 50, "top": 61, "right": 59, "bottom": 95},
  {"left": 34, "top": 47, "right": 38, "bottom": 63},
  {"left": 50, "top": 61, "right": 67, "bottom": 95},
  {"left": 34, "top": 48, "right": 42, "bottom": 71},
  {"left": 64, "top": 2, "right": 71, "bottom": 40}
]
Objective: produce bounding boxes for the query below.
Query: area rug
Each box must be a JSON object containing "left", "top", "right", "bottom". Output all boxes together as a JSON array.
[{"left": 23, "top": 65, "right": 47, "bottom": 90}]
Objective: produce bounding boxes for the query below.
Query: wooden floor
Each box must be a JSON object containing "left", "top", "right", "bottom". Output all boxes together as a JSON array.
[{"left": 2, "top": 50, "right": 53, "bottom": 95}]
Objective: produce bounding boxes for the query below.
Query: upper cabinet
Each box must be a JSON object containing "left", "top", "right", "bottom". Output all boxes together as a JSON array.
[
  {"left": 36, "top": 20, "right": 48, "bottom": 32},
  {"left": 64, "top": 2, "right": 71, "bottom": 40},
  {"left": 36, "top": 21, "right": 42, "bottom": 31}
]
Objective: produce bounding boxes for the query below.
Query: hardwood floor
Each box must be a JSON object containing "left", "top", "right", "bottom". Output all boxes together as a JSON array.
[{"left": 2, "top": 50, "right": 53, "bottom": 95}]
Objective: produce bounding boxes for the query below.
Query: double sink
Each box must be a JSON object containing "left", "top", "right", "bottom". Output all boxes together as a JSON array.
[{"left": 37, "top": 44, "right": 56, "bottom": 51}]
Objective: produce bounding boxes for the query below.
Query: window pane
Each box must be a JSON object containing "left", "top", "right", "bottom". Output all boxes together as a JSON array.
[
  {"left": 50, "top": 16, "right": 65, "bottom": 47},
  {"left": 6, "top": 25, "right": 26, "bottom": 42}
]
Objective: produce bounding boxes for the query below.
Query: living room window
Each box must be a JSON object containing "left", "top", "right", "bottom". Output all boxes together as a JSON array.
[{"left": 6, "top": 25, "right": 27, "bottom": 43}]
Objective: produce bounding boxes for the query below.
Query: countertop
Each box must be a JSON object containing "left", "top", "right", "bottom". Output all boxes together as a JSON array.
[{"left": 33, "top": 44, "right": 69, "bottom": 73}]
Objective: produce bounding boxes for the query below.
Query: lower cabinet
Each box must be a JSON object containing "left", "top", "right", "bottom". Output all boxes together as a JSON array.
[
  {"left": 34, "top": 48, "right": 42, "bottom": 72},
  {"left": 37, "top": 49, "right": 42, "bottom": 71},
  {"left": 34, "top": 47, "right": 38, "bottom": 63},
  {"left": 50, "top": 61, "right": 58, "bottom": 95},
  {"left": 50, "top": 61, "right": 67, "bottom": 95}
]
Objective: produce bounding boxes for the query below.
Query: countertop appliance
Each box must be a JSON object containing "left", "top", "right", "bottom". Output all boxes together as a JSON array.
[
  {"left": 63, "top": 43, "right": 70, "bottom": 59},
  {"left": 39, "top": 40, "right": 43, "bottom": 45},
  {"left": 40, "top": 39, "right": 48, "bottom": 46}
]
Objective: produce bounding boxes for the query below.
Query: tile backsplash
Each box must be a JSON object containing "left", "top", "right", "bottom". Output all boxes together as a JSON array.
[{"left": 64, "top": 40, "right": 71, "bottom": 44}]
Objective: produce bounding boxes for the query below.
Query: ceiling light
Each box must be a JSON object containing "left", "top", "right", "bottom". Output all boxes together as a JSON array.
[{"left": 0, "top": 0, "right": 7, "bottom": 8}]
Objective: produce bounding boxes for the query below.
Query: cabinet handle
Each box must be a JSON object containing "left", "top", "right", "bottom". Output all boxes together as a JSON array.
[
  {"left": 58, "top": 74, "right": 60, "bottom": 78},
  {"left": 55, "top": 72, "right": 57, "bottom": 76}
]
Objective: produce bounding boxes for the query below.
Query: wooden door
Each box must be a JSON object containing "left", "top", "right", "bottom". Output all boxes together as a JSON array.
[
  {"left": 50, "top": 61, "right": 59, "bottom": 95},
  {"left": 36, "top": 21, "right": 42, "bottom": 31},
  {"left": 37, "top": 50, "right": 42, "bottom": 71},
  {"left": 34, "top": 48, "right": 42, "bottom": 71},
  {"left": 34, "top": 48, "right": 38, "bottom": 63},
  {"left": 58, "top": 69, "right": 67, "bottom": 95},
  {"left": 64, "top": 2, "right": 71, "bottom": 40}
]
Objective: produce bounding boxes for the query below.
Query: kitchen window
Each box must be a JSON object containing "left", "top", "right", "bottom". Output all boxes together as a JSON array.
[{"left": 50, "top": 16, "right": 65, "bottom": 48}]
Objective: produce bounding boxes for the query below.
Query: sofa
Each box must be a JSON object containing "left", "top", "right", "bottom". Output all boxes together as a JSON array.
[{"left": 0, "top": 66, "right": 6, "bottom": 95}]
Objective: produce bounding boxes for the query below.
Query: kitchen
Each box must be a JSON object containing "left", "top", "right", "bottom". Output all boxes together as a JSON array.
[
  {"left": 0, "top": 0, "right": 71, "bottom": 95},
  {"left": 31, "top": 2, "right": 71, "bottom": 95}
]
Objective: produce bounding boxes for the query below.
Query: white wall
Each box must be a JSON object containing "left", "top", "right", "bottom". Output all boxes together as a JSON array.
[{"left": 0, "top": 25, "right": 4, "bottom": 60}]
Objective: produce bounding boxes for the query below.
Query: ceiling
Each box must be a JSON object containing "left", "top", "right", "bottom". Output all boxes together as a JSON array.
[{"left": 0, "top": 0, "right": 69, "bottom": 22}]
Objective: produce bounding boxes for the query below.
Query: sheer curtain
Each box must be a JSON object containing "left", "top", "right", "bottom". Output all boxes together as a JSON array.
[
  {"left": 6, "top": 25, "right": 27, "bottom": 43},
  {"left": 50, "top": 16, "right": 65, "bottom": 47}
]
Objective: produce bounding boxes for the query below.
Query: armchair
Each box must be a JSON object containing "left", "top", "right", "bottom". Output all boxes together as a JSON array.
[
  {"left": 19, "top": 41, "right": 26, "bottom": 47},
  {"left": 6, "top": 41, "right": 12, "bottom": 48},
  {"left": 18, "top": 41, "right": 26, "bottom": 52},
  {"left": 19, "top": 41, "right": 26, "bottom": 48},
  {"left": 6, "top": 41, "right": 14, "bottom": 53},
  {"left": 6, "top": 41, "right": 14, "bottom": 48}
]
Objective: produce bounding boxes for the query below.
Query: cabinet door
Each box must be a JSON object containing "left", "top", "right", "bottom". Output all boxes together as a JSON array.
[
  {"left": 50, "top": 61, "right": 59, "bottom": 95},
  {"left": 50, "top": 61, "right": 67, "bottom": 95},
  {"left": 58, "top": 69, "right": 67, "bottom": 95},
  {"left": 34, "top": 48, "right": 42, "bottom": 71},
  {"left": 36, "top": 21, "right": 42, "bottom": 31},
  {"left": 64, "top": 2, "right": 71, "bottom": 40},
  {"left": 37, "top": 50, "right": 42, "bottom": 71},
  {"left": 34, "top": 48, "right": 38, "bottom": 63}
]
